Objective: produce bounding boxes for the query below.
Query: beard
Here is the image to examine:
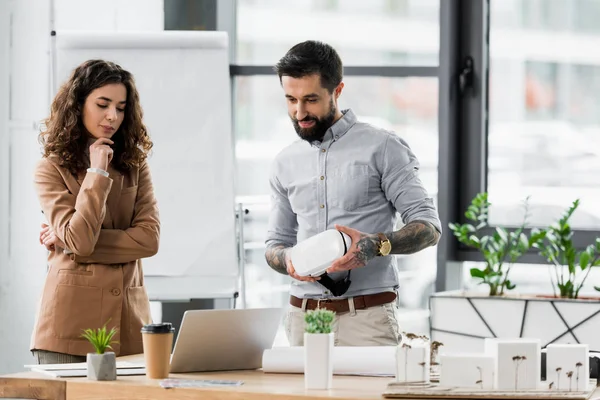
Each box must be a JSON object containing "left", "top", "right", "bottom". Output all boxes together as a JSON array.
[{"left": 291, "top": 100, "right": 337, "bottom": 143}]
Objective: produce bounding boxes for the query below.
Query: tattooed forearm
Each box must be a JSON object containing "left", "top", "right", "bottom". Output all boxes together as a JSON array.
[
  {"left": 354, "top": 235, "right": 380, "bottom": 265},
  {"left": 386, "top": 221, "right": 440, "bottom": 255},
  {"left": 265, "top": 244, "right": 291, "bottom": 275}
]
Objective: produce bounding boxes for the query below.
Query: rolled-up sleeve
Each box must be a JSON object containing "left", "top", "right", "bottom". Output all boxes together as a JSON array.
[
  {"left": 381, "top": 135, "right": 442, "bottom": 234},
  {"left": 265, "top": 159, "right": 298, "bottom": 248}
]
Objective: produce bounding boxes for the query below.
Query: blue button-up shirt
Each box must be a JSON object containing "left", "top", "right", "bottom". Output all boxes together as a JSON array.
[{"left": 266, "top": 109, "right": 441, "bottom": 299}]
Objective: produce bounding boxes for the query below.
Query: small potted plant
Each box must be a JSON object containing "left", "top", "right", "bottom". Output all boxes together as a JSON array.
[
  {"left": 303, "top": 309, "right": 335, "bottom": 390},
  {"left": 81, "top": 321, "right": 119, "bottom": 381}
]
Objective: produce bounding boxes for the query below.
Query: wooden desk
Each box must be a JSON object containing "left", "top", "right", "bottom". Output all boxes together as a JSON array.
[
  {"left": 0, "top": 355, "right": 392, "bottom": 400},
  {"left": 5, "top": 371, "right": 600, "bottom": 400}
]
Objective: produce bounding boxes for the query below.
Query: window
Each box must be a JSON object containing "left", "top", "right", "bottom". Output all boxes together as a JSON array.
[
  {"left": 487, "top": 0, "right": 600, "bottom": 230},
  {"left": 236, "top": 0, "right": 439, "bottom": 66},
  {"left": 234, "top": 76, "right": 439, "bottom": 197},
  {"left": 235, "top": 75, "right": 439, "bottom": 313},
  {"left": 232, "top": 0, "right": 441, "bottom": 319},
  {"left": 164, "top": 0, "right": 217, "bottom": 30}
]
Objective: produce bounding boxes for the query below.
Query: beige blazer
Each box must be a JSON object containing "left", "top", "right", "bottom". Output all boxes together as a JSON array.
[{"left": 31, "top": 157, "right": 160, "bottom": 356}]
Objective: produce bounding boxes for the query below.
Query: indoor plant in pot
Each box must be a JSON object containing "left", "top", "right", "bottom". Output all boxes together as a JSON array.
[
  {"left": 81, "top": 321, "right": 119, "bottom": 381},
  {"left": 447, "top": 192, "right": 542, "bottom": 296},
  {"left": 533, "top": 199, "right": 600, "bottom": 299},
  {"left": 431, "top": 192, "right": 543, "bottom": 352},
  {"left": 304, "top": 309, "right": 335, "bottom": 390},
  {"left": 432, "top": 196, "right": 600, "bottom": 354}
]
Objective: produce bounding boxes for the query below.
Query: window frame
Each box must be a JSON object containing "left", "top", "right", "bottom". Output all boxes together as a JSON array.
[{"left": 436, "top": 0, "right": 600, "bottom": 292}]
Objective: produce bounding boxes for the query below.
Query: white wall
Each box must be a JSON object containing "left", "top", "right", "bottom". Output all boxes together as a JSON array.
[
  {"left": 0, "top": 3, "right": 11, "bottom": 374},
  {"left": 0, "top": 2, "right": 10, "bottom": 295},
  {"left": 1, "top": 0, "right": 51, "bottom": 376},
  {"left": 54, "top": 0, "right": 164, "bottom": 31},
  {"left": 0, "top": 0, "right": 163, "bottom": 374}
]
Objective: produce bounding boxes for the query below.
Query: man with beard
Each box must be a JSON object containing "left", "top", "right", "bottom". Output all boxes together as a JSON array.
[{"left": 265, "top": 40, "right": 441, "bottom": 346}]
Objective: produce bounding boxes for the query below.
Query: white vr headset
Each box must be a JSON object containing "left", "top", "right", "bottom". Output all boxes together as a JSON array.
[{"left": 290, "top": 229, "right": 352, "bottom": 277}]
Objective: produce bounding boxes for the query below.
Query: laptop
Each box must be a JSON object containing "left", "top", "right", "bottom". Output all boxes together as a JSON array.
[{"left": 169, "top": 307, "right": 283, "bottom": 373}]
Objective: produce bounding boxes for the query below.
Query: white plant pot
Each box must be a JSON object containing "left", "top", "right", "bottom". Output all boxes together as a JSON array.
[
  {"left": 87, "top": 352, "right": 116, "bottom": 381},
  {"left": 430, "top": 291, "right": 600, "bottom": 354},
  {"left": 304, "top": 333, "right": 334, "bottom": 390}
]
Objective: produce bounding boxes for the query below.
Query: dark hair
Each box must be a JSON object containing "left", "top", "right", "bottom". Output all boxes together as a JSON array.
[
  {"left": 39, "top": 59, "right": 153, "bottom": 176},
  {"left": 274, "top": 40, "right": 343, "bottom": 93}
]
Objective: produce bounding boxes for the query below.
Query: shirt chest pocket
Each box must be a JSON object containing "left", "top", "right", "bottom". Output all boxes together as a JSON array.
[{"left": 328, "top": 164, "right": 370, "bottom": 211}]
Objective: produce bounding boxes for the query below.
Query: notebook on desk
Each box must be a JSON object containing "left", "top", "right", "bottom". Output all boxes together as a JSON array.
[
  {"left": 29, "top": 367, "right": 146, "bottom": 378},
  {"left": 169, "top": 308, "right": 283, "bottom": 373},
  {"left": 25, "top": 360, "right": 146, "bottom": 378}
]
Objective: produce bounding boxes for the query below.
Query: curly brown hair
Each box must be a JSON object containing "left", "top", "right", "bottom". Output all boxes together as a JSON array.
[{"left": 39, "top": 59, "right": 153, "bottom": 176}]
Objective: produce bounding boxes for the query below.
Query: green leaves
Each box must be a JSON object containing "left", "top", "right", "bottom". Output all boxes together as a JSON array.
[
  {"left": 81, "top": 320, "right": 119, "bottom": 354},
  {"left": 449, "top": 192, "right": 535, "bottom": 296},
  {"left": 579, "top": 250, "right": 591, "bottom": 270},
  {"left": 453, "top": 194, "right": 600, "bottom": 299},
  {"left": 469, "top": 268, "right": 486, "bottom": 279},
  {"left": 535, "top": 199, "right": 600, "bottom": 299},
  {"left": 304, "top": 309, "right": 335, "bottom": 334}
]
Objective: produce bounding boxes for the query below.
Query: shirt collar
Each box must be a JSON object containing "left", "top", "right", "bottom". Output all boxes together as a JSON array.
[{"left": 310, "top": 108, "right": 357, "bottom": 146}]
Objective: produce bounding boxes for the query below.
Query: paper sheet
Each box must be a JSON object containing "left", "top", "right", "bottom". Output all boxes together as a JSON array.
[
  {"left": 25, "top": 361, "right": 144, "bottom": 371},
  {"left": 160, "top": 379, "right": 244, "bottom": 388},
  {"left": 262, "top": 346, "right": 396, "bottom": 377},
  {"left": 29, "top": 367, "right": 146, "bottom": 378}
]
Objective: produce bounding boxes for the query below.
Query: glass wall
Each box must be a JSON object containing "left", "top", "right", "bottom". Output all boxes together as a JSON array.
[
  {"left": 233, "top": 0, "right": 441, "bottom": 330},
  {"left": 236, "top": 0, "right": 439, "bottom": 66},
  {"left": 164, "top": 0, "right": 600, "bottom": 327},
  {"left": 488, "top": 0, "right": 600, "bottom": 231}
]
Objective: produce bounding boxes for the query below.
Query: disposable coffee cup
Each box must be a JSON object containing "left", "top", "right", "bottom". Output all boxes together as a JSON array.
[{"left": 141, "top": 322, "right": 175, "bottom": 379}]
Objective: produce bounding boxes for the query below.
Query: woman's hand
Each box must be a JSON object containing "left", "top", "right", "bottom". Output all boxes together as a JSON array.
[
  {"left": 89, "top": 138, "right": 114, "bottom": 171},
  {"left": 39, "top": 223, "right": 66, "bottom": 251}
]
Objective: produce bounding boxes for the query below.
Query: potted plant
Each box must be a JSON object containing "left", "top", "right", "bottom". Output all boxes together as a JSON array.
[
  {"left": 430, "top": 195, "right": 600, "bottom": 355},
  {"left": 81, "top": 321, "right": 119, "bottom": 381},
  {"left": 447, "top": 192, "right": 541, "bottom": 296},
  {"left": 303, "top": 309, "right": 335, "bottom": 390},
  {"left": 534, "top": 199, "right": 600, "bottom": 299}
]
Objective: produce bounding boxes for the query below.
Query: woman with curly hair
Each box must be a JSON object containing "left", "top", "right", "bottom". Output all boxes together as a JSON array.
[{"left": 31, "top": 59, "right": 160, "bottom": 364}]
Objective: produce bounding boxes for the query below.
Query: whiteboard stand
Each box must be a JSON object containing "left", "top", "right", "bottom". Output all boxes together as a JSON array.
[
  {"left": 147, "top": 202, "right": 249, "bottom": 339},
  {"left": 236, "top": 202, "right": 248, "bottom": 309}
]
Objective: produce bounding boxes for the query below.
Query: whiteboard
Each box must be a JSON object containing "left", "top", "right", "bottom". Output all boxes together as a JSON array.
[{"left": 51, "top": 31, "right": 238, "bottom": 299}]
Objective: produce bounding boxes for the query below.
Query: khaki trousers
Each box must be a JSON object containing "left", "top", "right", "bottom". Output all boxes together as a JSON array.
[{"left": 284, "top": 300, "right": 402, "bottom": 346}]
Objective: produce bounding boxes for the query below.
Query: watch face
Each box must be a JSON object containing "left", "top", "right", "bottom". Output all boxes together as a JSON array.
[{"left": 380, "top": 241, "right": 392, "bottom": 256}]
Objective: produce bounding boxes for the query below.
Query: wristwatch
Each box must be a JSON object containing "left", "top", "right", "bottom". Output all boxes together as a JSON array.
[{"left": 376, "top": 233, "right": 392, "bottom": 256}]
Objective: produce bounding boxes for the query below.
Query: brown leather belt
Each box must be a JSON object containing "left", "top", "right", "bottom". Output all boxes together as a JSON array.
[{"left": 290, "top": 291, "right": 397, "bottom": 314}]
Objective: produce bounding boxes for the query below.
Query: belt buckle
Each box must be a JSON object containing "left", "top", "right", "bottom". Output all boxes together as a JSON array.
[{"left": 316, "top": 298, "right": 332, "bottom": 310}]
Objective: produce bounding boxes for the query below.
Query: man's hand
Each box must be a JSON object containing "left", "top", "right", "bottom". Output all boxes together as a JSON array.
[
  {"left": 286, "top": 253, "right": 320, "bottom": 282},
  {"left": 327, "top": 224, "right": 379, "bottom": 273},
  {"left": 265, "top": 244, "right": 319, "bottom": 282},
  {"left": 39, "top": 223, "right": 66, "bottom": 252}
]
